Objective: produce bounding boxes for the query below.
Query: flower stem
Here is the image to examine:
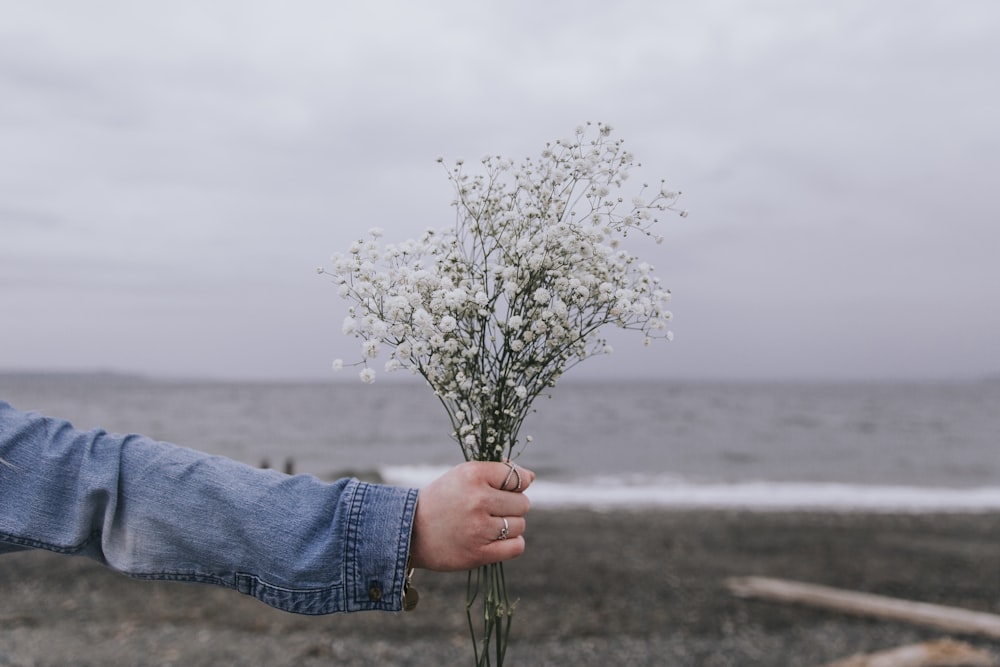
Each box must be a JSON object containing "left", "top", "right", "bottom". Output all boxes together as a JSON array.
[{"left": 466, "top": 561, "right": 513, "bottom": 666}]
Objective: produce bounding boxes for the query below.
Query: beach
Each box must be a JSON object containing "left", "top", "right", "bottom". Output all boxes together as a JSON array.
[{"left": 2, "top": 508, "right": 999, "bottom": 666}]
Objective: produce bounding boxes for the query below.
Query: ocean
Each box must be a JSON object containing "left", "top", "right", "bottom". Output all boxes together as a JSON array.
[{"left": 2, "top": 373, "right": 999, "bottom": 511}]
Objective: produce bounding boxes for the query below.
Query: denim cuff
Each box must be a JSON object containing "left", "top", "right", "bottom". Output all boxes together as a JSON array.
[{"left": 340, "top": 480, "right": 419, "bottom": 612}]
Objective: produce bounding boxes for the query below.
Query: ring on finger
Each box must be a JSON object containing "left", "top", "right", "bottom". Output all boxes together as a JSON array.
[
  {"left": 497, "top": 517, "right": 510, "bottom": 540},
  {"left": 500, "top": 462, "right": 522, "bottom": 491}
]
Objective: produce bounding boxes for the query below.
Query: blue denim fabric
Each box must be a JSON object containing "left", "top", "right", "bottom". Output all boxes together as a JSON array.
[{"left": 0, "top": 401, "right": 418, "bottom": 614}]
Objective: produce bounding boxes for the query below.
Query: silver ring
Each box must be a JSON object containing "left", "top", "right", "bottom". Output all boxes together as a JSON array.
[
  {"left": 500, "top": 462, "right": 522, "bottom": 491},
  {"left": 497, "top": 517, "right": 509, "bottom": 540}
]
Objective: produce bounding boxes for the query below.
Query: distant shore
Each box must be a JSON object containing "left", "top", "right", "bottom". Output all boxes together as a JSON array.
[{"left": 3, "top": 508, "right": 999, "bottom": 666}]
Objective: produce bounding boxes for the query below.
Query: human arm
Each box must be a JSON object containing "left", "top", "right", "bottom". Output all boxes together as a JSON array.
[
  {"left": 0, "top": 400, "right": 536, "bottom": 615},
  {"left": 0, "top": 401, "right": 535, "bottom": 613},
  {"left": 0, "top": 400, "right": 415, "bottom": 614}
]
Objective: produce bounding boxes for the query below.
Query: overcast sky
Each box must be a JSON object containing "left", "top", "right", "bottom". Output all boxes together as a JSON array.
[{"left": 2, "top": 1, "right": 998, "bottom": 381}]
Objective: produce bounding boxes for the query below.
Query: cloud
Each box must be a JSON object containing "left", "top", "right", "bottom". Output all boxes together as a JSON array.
[{"left": 1, "top": 1, "right": 998, "bottom": 379}]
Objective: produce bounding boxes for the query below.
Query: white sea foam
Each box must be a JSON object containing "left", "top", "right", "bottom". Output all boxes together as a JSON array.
[{"left": 379, "top": 465, "right": 1000, "bottom": 512}]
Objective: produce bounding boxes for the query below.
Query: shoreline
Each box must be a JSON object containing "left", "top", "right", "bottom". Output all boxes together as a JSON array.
[
  {"left": 382, "top": 467, "right": 1000, "bottom": 514},
  {"left": 3, "top": 508, "right": 999, "bottom": 666}
]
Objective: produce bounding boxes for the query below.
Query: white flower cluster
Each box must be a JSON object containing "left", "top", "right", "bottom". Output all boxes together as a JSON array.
[{"left": 321, "top": 123, "right": 685, "bottom": 462}]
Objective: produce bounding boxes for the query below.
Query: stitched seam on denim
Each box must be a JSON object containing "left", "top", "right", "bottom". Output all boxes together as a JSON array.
[
  {"left": 342, "top": 480, "right": 367, "bottom": 606},
  {"left": 125, "top": 571, "right": 232, "bottom": 588},
  {"left": 234, "top": 572, "right": 349, "bottom": 615},
  {"left": 395, "top": 488, "right": 418, "bottom": 603},
  {"left": 0, "top": 529, "right": 102, "bottom": 555}
]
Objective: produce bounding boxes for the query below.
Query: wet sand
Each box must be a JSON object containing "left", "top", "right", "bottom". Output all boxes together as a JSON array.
[{"left": 2, "top": 509, "right": 999, "bottom": 666}]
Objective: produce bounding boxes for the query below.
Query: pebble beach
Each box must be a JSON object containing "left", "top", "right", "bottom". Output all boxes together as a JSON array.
[{"left": 2, "top": 508, "right": 999, "bottom": 666}]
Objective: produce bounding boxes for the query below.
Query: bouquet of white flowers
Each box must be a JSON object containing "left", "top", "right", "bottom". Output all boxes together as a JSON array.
[{"left": 321, "top": 122, "right": 685, "bottom": 665}]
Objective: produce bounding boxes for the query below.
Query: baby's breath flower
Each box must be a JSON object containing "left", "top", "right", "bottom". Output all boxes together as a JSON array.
[
  {"left": 532, "top": 288, "right": 551, "bottom": 305},
  {"left": 323, "top": 123, "right": 684, "bottom": 463},
  {"left": 362, "top": 339, "right": 380, "bottom": 358}
]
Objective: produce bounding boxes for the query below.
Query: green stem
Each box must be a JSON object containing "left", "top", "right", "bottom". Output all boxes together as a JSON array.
[
  {"left": 466, "top": 561, "right": 513, "bottom": 666},
  {"left": 466, "top": 568, "right": 482, "bottom": 666}
]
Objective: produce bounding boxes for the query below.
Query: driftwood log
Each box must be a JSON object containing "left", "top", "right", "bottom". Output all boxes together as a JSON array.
[
  {"left": 820, "top": 638, "right": 997, "bottom": 667},
  {"left": 726, "top": 576, "right": 1000, "bottom": 640}
]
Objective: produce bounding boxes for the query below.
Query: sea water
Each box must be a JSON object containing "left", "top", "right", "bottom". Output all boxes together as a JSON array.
[{"left": 2, "top": 373, "right": 999, "bottom": 511}]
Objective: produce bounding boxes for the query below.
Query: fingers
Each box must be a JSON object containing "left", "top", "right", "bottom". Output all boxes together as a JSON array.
[
  {"left": 488, "top": 515, "right": 526, "bottom": 542},
  {"left": 484, "top": 461, "right": 535, "bottom": 493},
  {"left": 487, "top": 535, "right": 527, "bottom": 562},
  {"left": 481, "top": 516, "right": 527, "bottom": 562},
  {"left": 409, "top": 461, "right": 536, "bottom": 572}
]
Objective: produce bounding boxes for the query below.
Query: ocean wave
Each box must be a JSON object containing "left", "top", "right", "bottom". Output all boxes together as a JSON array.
[{"left": 379, "top": 465, "right": 1000, "bottom": 512}]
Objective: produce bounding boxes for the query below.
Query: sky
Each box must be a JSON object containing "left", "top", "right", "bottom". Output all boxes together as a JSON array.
[{"left": 1, "top": 0, "right": 998, "bottom": 381}]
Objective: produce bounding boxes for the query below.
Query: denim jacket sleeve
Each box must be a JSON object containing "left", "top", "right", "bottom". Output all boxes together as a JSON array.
[{"left": 0, "top": 401, "right": 419, "bottom": 615}]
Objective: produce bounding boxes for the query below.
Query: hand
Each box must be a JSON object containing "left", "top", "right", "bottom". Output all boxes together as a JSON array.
[{"left": 409, "top": 461, "right": 535, "bottom": 571}]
